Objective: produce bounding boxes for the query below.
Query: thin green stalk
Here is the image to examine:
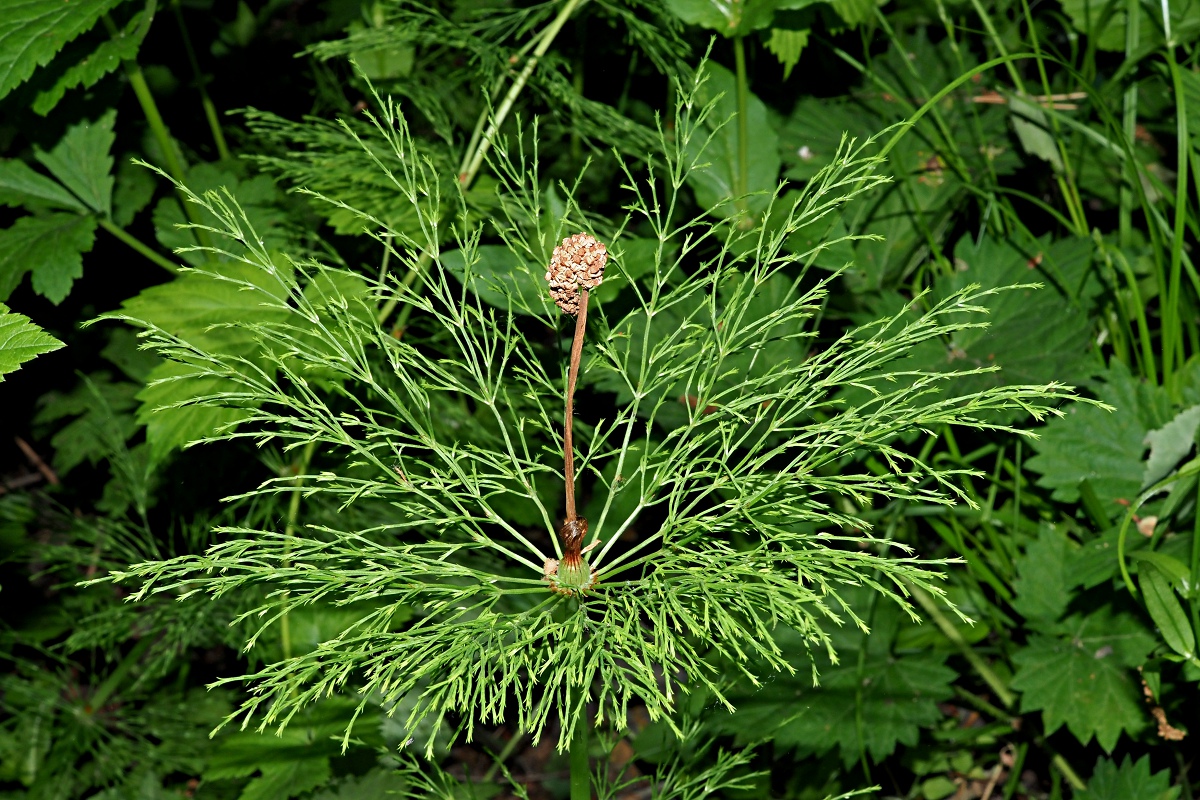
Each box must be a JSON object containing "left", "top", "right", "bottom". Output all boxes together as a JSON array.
[
  {"left": 1119, "top": 0, "right": 1141, "bottom": 248},
  {"left": 281, "top": 441, "right": 317, "bottom": 661},
  {"left": 103, "top": 13, "right": 213, "bottom": 250},
  {"left": 98, "top": 219, "right": 178, "bottom": 274},
  {"left": 907, "top": 581, "right": 1016, "bottom": 708},
  {"left": 89, "top": 636, "right": 153, "bottom": 711},
  {"left": 384, "top": 0, "right": 587, "bottom": 324},
  {"left": 172, "top": 0, "right": 230, "bottom": 161},
  {"left": 1164, "top": 48, "right": 1191, "bottom": 384},
  {"left": 570, "top": 715, "right": 589, "bottom": 800},
  {"left": 732, "top": 35, "right": 750, "bottom": 210},
  {"left": 1192, "top": 474, "right": 1200, "bottom": 640},
  {"left": 458, "top": 0, "right": 588, "bottom": 187},
  {"left": 967, "top": 0, "right": 1026, "bottom": 93}
]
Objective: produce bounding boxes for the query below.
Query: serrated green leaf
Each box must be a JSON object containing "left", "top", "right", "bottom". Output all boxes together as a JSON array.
[
  {"left": 663, "top": 0, "right": 780, "bottom": 35},
  {"left": 238, "top": 758, "right": 331, "bottom": 800},
  {"left": 112, "top": 157, "right": 157, "bottom": 227},
  {"left": 441, "top": 245, "right": 553, "bottom": 316},
  {"left": 151, "top": 165, "right": 285, "bottom": 265},
  {"left": 765, "top": 28, "right": 809, "bottom": 79},
  {"left": 830, "top": 0, "right": 876, "bottom": 25},
  {"left": 936, "top": 235, "right": 1101, "bottom": 396},
  {"left": 32, "top": 11, "right": 147, "bottom": 115},
  {"left": 0, "top": 0, "right": 126, "bottom": 100},
  {"left": 119, "top": 259, "right": 293, "bottom": 458},
  {"left": 1012, "top": 524, "right": 1075, "bottom": 625},
  {"left": 1075, "top": 755, "right": 1181, "bottom": 800},
  {"left": 0, "top": 213, "right": 97, "bottom": 304},
  {"left": 33, "top": 109, "right": 116, "bottom": 217},
  {"left": 0, "top": 159, "right": 87, "bottom": 212},
  {"left": 1139, "top": 566, "right": 1195, "bottom": 659},
  {"left": 684, "top": 62, "right": 781, "bottom": 220},
  {"left": 715, "top": 596, "right": 956, "bottom": 766},
  {"left": 1027, "top": 359, "right": 1174, "bottom": 505},
  {"left": 1011, "top": 606, "right": 1155, "bottom": 751},
  {"left": 1143, "top": 404, "right": 1200, "bottom": 487},
  {"left": 0, "top": 302, "right": 63, "bottom": 381},
  {"left": 34, "top": 371, "right": 139, "bottom": 475},
  {"left": 310, "top": 768, "right": 408, "bottom": 800}
]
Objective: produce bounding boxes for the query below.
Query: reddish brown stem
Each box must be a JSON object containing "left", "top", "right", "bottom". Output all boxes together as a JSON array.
[{"left": 563, "top": 288, "right": 589, "bottom": 522}]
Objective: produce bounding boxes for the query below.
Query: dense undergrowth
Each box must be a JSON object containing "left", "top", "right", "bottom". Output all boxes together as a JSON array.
[{"left": 1, "top": 0, "right": 1199, "bottom": 798}]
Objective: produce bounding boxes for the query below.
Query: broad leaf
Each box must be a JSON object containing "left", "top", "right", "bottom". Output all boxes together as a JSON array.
[
  {"left": 0, "top": 213, "right": 97, "bottom": 304},
  {"left": 33, "top": 11, "right": 148, "bottom": 115},
  {"left": 684, "top": 62, "right": 781, "bottom": 220},
  {"left": 1139, "top": 565, "right": 1195, "bottom": 659},
  {"left": 441, "top": 245, "right": 553, "bottom": 317},
  {"left": 0, "top": 303, "right": 63, "bottom": 380},
  {"left": 152, "top": 165, "right": 286, "bottom": 265},
  {"left": 1075, "top": 755, "right": 1181, "bottom": 800},
  {"left": 119, "top": 259, "right": 293, "bottom": 458},
  {"left": 0, "top": 159, "right": 86, "bottom": 212},
  {"left": 238, "top": 759, "right": 331, "bottom": 800},
  {"left": 715, "top": 594, "right": 956, "bottom": 766},
  {"left": 1142, "top": 404, "right": 1200, "bottom": 487},
  {"left": 1027, "top": 360, "right": 1174, "bottom": 505},
  {"left": 34, "top": 372, "right": 139, "bottom": 475},
  {"left": 1011, "top": 524, "right": 1075, "bottom": 626},
  {"left": 1011, "top": 605, "right": 1155, "bottom": 751},
  {"left": 112, "top": 156, "right": 158, "bottom": 227},
  {"left": 0, "top": 0, "right": 126, "bottom": 100},
  {"left": 34, "top": 109, "right": 117, "bottom": 217},
  {"left": 931, "top": 235, "right": 1102, "bottom": 400},
  {"left": 765, "top": 28, "right": 809, "bottom": 79}
]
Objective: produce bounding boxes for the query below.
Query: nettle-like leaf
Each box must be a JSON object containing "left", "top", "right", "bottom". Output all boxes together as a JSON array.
[
  {"left": 713, "top": 588, "right": 956, "bottom": 766},
  {"left": 1027, "top": 359, "right": 1174, "bottom": 506},
  {"left": 0, "top": 110, "right": 118, "bottom": 303},
  {"left": 1075, "top": 755, "right": 1181, "bottom": 800},
  {"left": 100, "top": 69, "right": 1081, "bottom": 753},
  {"left": 34, "top": 7, "right": 151, "bottom": 116},
  {"left": 1011, "top": 605, "right": 1155, "bottom": 751},
  {"left": 0, "top": 0, "right": 128, "bottom": 100},
  {"left": 0, "top": 302, "right": 64, "bottom": 380}
]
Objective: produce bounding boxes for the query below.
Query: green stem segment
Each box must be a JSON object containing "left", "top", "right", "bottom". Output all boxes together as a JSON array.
[
  {"left": 732, "top": 35, "right": 750, "bottom": 214},
  {"left": 99, "top": 219, "right": 178, "bottom": 274},
  {"left": 172, "top": 0, "right": 230, "bottom": 161},
  {"left": 908, "top": 582, "right": 1016, "bottom": 708},
  {"left": 281, "top": 441, "right": 316, "bottom": 661},
  {"left": 570, "top": 714, "right": 589, "bottom": 800},
  {"left": 104, "top": 11, "right": 212, "bottom": 249}
]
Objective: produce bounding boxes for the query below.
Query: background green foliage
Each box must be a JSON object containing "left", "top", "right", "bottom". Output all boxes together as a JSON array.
[{"left": 2, "top": 0, "right": 1199, "bottom": 797}]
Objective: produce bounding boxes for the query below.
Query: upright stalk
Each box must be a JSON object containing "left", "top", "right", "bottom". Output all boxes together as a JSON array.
[
  {"left": 570, "top": 716, "right": 589, "bottom": 800},
  {"left": 732, "top": 36, "right": 750, "bottom": 216},
  {"left": 280, "top": 441, "right": 316, "bottom": 660},
  {"left": 172, "top": 0, "right": 231, "bottom": 161}
]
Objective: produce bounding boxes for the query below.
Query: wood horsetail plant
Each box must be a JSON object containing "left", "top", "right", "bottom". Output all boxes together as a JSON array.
[{"left": 95, "top": 64, "right": 1084, "bottom": 768}]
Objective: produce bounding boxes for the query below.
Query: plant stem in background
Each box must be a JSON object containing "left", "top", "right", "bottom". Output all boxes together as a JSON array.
[
  {"left": 380, "top": 0, "right": 589, "bottom": 329},
  {"left": 570, "top": 717, "right": 589, "bottom": 800},
  {"left": 98, "top": 219, "right": 178, "bottom": 274},
  {"left": 172, "top": 0, "right": 231, "bottom": 161},
  {"left": 280, "top": 441, "right": 316, "bottom": 661},
  {"left": 732, "top": 35, "right": 750, "bottom": 216},
  {"left": 458, "top": 0, "right": 589, "bottom": 187},
  {"left": 103, "top": 11, "right": 214, "bottom": 250}
]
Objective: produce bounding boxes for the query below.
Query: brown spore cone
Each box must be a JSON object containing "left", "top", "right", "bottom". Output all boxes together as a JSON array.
[{"left": 545, "top": 233, "right": 608, "bottom": 315}]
